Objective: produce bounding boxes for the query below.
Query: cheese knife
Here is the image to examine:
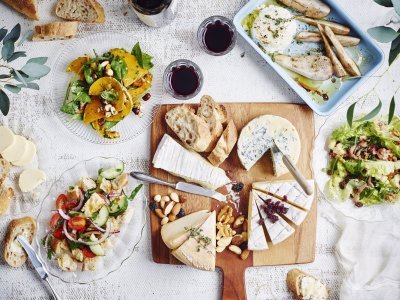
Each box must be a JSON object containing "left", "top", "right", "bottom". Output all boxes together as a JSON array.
[
  {"left": 17, "top": 236, "right": 61, "bottom": 300},
  {"left": 130, "top": 172, "right": 226, "bottom": 202},
  {"left": 271, "top": 140, "right": 313, "bottom": 196}
]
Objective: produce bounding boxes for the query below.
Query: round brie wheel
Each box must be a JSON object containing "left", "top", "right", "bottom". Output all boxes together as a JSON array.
[
  {"left": 1, "top": 135, "right": 28, "bottom": 163},
  {"left": 12, "top": 140, "right": 37, "bottom": 167},
  {"left": 0, "top": 126, "right": 15, "bottom": 152}
]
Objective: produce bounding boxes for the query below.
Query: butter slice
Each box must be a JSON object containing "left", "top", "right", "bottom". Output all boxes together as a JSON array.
[
  {"left": 0, "top": 126, "right": 15, "bottom": 152},
  {"left": 1, "top": 135, "right": 27, "bottom": 163},
  {"left": 19, "top": 169, "right": 46, "bottom": 193}
]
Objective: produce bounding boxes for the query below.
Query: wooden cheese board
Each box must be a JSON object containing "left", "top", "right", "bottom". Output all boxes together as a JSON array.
[{"left": 149, "top": 102, "right": 317, "bottom": 300}]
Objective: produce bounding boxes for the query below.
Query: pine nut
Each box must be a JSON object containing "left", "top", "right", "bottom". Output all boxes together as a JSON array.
[
  {"left": 228, "top": 245, "right": 242, "bottom": 255},
  {"left": 161, "top": 217, "right": 169, "bottom": 225},
  {"left": 170, "top": 192, "right": 179, "bottom": 202},
  {"left": 153, "top": 195, "right": 161, "bottom": 202}
]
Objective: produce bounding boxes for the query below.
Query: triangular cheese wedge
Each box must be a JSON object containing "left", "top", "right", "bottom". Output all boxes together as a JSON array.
[
  {"left": 248, "top": 191, "right": 268, "bottom": 251},
  {"left": 172, "top": 211, "right": 216, "bottom": 271},
  {"left": 252, "top": 180, "right": 314, "bottom": 211},
  {"left": 254, "top": 192, "right": 295, "bottom": 245},
  {"left": 161, "top": 210, "right": 210, "bottom": 250}
]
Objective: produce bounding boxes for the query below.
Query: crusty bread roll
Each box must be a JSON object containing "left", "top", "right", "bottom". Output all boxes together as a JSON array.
[
  {"left": 165, "top": 105, "right": 212, "bottom": 152},
  {"left": 1, "top": 0, "right": 39, "bottom": 20},
  {"left": 55, "top": 0, "right": 105, "bottom": 23},
  {"left": 287, "top": 268, "right": 329, "bottom": 300},
  {"left": 4, "top": 216, "right": 36, "bottom": 268},
  {"left": 207, "top": 119, "right": 238, "bottom": 166},
  {"left": 0, "top": 158, "right": 11, "bottom": 187},
  {"left": 32, "top": 21, "right": 79, "bottom": 41},
  {"left": 0, "top": 186, "right": 14, "bottom": 216}
]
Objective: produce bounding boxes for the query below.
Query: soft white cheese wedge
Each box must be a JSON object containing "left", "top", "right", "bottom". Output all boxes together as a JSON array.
[
  {"left": 255, "top": 193, "right": 295, "bottom": 245},
  {"left": 248, "top": 191, "right": 268, "bottom": 251},
  {"left": 253, "top": 180, "right": 314, "bottom": 211},
  {"left": 19, "top": 169, "right": 46, "bottom": 193},
  {"left": 172, "top": 211, "right": 216, "bottom": 271},
  {"left": 161, "top": 210, "right": 210, "bottom": 250},
  {"left": 153, "top": 134, "right": 230, "bottom": 190},
  {"left": 0, "top": 126, "right": 15, "bottom": 152},
  {"left": 1, "top": 135, "right": 27, "bottom": 163},
  {"left": 12, "top": 140, "right": 37, "bottom": 167}
]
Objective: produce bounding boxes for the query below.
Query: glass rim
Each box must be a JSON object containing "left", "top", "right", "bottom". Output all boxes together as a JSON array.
[{"left": 163, "top": 59, "right": 204, "bottom": 100}]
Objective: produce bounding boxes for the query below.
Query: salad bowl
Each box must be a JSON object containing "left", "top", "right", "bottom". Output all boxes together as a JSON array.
[{"left": 35, "top": 157, "right": 147, "bottom": 283}]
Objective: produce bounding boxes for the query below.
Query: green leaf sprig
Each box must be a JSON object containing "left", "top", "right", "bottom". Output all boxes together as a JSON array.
[
  {"left": 0, "top": 24, "right": 51, "bottom": 116},
  {"left": 131, "top": 42, "right": 154, "bottom": 70}
]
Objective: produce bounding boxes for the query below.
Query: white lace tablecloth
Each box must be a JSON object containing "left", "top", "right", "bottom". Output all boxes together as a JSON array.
[{"left": 0, "top": 1, "right": 392, "bottom": 299}]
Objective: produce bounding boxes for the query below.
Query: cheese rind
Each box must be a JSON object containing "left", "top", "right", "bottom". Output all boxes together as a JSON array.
[
  {"left": 1, "top": 135, "right": 27, "bottom": 163},
  {"left": 248, "top": 191, "right": 268, "bottom": 251},
  {"left": 0, "top": 126, "right": 15, "bottom": 152},
  {"left": 161, "top": 210, "right": 210, "bottom": 250},
  {"left": 153, "top": 134, "right": 230, "bottom": 190},
  {"left": 253, "top": 180, "right": 314, "bottom": 211},
  {"left": 172, "top": 211, "right": 216, "bottom": 271}
]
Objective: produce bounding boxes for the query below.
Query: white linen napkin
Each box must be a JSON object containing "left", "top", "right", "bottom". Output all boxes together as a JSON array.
[{"left": 322, "top": 204, "right": 400, "bottom": 300}]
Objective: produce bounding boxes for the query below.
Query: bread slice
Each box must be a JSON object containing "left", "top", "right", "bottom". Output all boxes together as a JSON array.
[
  {"left": 0, "top": 186, "right": 14, "bottom": 216},
  {"left": 287, "top": 268, "right": 329, "bottom": 300},
  {"left": 196, "top": 95, "right": 226, "bottom": 151},
  {"left": 207, "top": 119, "right": 238, "bottom": 166},
  {"left": 165, "top": 105, "right": 212, "bottom": 152},
  {"left": 1, "top": 0, "right": 39, "bottom": 20},
  {"left": 0, "top": 157, "right": 11, "bottom": 187},
  {"left": 55, "top": 0, "right": 105, "bottom": 23},
  {"left": 4, "top": 216, "right": 36, "bottom": 268},
  {"left": 32, "top": 21, "right": 79, "bottom": 41}
]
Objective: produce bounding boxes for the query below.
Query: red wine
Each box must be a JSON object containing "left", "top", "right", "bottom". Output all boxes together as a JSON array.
[
  {"left": 132, "top": 0, "right": 172, "bottom": 14},
  {"left": 170, "top": 66, "right": 199, "bottom": 96},
  {"left": 203, "top": 20, "right": 234, "bottom": 53}
]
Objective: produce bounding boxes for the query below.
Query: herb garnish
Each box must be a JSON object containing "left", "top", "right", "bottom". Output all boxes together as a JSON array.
[{"left": 184, "top": 227, "right": 212, "bottom": 252}]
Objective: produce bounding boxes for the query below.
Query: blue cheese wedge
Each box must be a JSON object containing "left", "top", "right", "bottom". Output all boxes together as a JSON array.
[
  {"left": 255, "top": 193, "right": 295, "bottom": 245},
  {"left": 253, "top": 180, "right": 314, "bottom": 211},
  {"left": 237, "top": 115, "right": 300, "bottom": 176},
  {"left": 248, "top": 191, "right": 268, "bottom": 251},
  {"left": 171, "top": 211, "right": 216, "bottom": 271},
  {"left": 153, "top": 134, "right": 230, "bottom": 190}
]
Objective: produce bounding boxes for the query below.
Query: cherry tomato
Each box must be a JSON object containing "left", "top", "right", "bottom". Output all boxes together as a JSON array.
[
  {"left": 49, "top": 213, "right": 62, "bottom": 230},
  {"left": 82, "top": 247, "right": 96, "bottom": 258},
  {"left": 68, "top": 217, "right": 87, "bottom": 231},
  {"left": 53, "top": 226, "right": 64, "bottom": 239},
  {"left": 56, "top": 194, "right": 67, "bottom": 210},
  {"left": 64, "top": 200, "right": 77, "bottom": 210}
]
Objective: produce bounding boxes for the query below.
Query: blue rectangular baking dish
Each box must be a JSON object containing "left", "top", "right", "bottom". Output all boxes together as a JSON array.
[{"left": 233, "top": 0, "right": 385, "bottom": 115}]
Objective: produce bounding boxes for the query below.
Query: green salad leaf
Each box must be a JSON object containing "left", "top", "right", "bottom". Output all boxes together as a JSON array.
[
  {"left": 128, "top": 184, "right": 143, "bottom": 201},
  {"left": 111, "top": 57, "right": 128, "bottom": 81},
  {"left": 101, "top": 89, "right": 118, "bottom": 101},
  {"left": 131, "top": 42, "right": 154, "bottom": 70}
]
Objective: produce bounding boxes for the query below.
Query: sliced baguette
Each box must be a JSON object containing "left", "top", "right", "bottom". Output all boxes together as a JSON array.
[
  {"left": 287, "top": 268, "right": 329, "bottom": 300},
  {"left": 165, "top": 105, "right": 213, "bottom": 152},
  {"left": 207, "top": 119, "right": 238, "bottom": 166},
  {"left": 1, "top": 0, "right": 39, "bottom": 20},
  {"left": 4, "top": 216, "right": 36, "bottom": 268},
  {"left": 0, "top": 186, "right": 14, "bottom": 216},
  {"left": 0, "top": 157, "right": 11, "bottom": 187},
  {"left": 32, "top": 21, "right": 79, "bottom": 41},
  {"left": 197, "top": 95, "right": 227, "bottom": 151},
  {"left": 55, "top": 0, "right": 105, "bottom": 23}
]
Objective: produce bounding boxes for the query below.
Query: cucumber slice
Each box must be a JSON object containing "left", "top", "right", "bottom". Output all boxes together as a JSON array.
[
  {"left": 109, "top": 196, "right": 128, "bottom": 216},
  {"left": 93, "top": 206, "right": 109, "bottom": 227},
  {"left": 69, "top": 211, "right": 85, "bottom": 218},
  {"left": 100, "top": 162, "right": 124, "bottom": 180},
  {"left": 89, "top": 234, "right": 105, "bottom": 256}
]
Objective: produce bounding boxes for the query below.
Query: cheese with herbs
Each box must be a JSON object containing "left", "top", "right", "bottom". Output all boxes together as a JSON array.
[
  {"left": 248, "top": 191, "right": 268, "bottom": 251},
  {"left": 153, "top": 134, "right": 230, "bottom": 190}
]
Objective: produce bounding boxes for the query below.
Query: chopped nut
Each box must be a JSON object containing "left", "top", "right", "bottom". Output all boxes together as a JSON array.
[
  {"left": 161, "top": 216, "right": 169, "bottom": 225},
  {"left": 170, "top": 192, "right": 179, "bottom": 202},
  {"left": 105, "top": 69, "right": 113, "bottom": 77},
  {"left": 240, "top": 249, "right": 250, "bottom": 260},
  {"left": 231, "top": 234, "right": 245, "bottom": 246},
  {"left": 217, "top": 206, "right": 229, "bottom": 221},
  {"left": 105, "top": 112, "right": 112, "bottom": 118},
  {"left": 217, "top": 236, "right": 232, "bottom": 248},
  {"left": 243, "top": 219, "right": 248, "bottom": 232},
  {"left": 228, "top": 216, "right": 235, "bottom": 224},
  {"left": 216, "top": 245, "right": 226, "bottom": 253},
  {"left": 153, "top": 195, "right": 161, "bottom": 202},
  {"left": 241, "top": 231, "right": 248, "bottom": 241},
  {"left": 160, "top": 199, "right": 165, "bottom": 209},
  {"left": 105, "top": 104, "right": 112, "bottom": 112},
  {"left": 171, "top": 203, "right": 181, "bottom": 216},
  {"left": 155, "top": 208, "right": 165, "bottom": 219},
  {"left": 233, "top": 215, "right": 245, "bottom": 229},
  {"left": 161, "top": 195, "right": 170, "bottom": 202},
  {"left": 168, "top": 214, "right": 176, "bottom": 222},
  {"left": 163, "top": 201, "right": 175, "bottom": 216},
  {"left": 228, "top": 245, "right": 242, "bottom": 255}
]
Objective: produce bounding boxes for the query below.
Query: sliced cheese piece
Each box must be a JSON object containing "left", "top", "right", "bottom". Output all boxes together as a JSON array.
[
  {"left": 252, "top": 179, "right": 314, "bottom": 211},
  {"left": 161, "top": 210, "right": 210, "bottom": 250},
  {"left": 1, "top": 135, "right": 27, "bottom": 163},
  {"left": 255, "top": 194, "right": 295, "bottom": 245},
  {"left": 237, "top": 115, "right": 300, "bottom": 176},
  {"left": 248, "top": 191, "right": 268, "bottom": 251},
  {"left": 0, "top": 126, "right": 15, "bottom": 152},
  {"left": 19, "top": 169, "right": 46, "bottom": 193},
  {"left": 153, "top": 134, "right": 230, "bottom": 190},
  {"left": 171, "top": 211, "right": 216, "bottom": 271},
  {"left": 12, "top": 140, "right": 37, "bottom": 167}
]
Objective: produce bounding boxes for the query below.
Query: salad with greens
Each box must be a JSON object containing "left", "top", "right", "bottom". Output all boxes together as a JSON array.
[{"left": 325, "top": 117, "right": 400, "bottom": 207}]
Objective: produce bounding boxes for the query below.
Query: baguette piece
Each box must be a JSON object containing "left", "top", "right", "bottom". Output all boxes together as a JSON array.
[
  {"left": 165, "top": 105, "right": 212, "bottom": 152},
  {"left": 207, "top": 120, "right": 238, "bottom": 166},
  {"left": 4, "top": 216, "right": 36, "bottom": 268},
  {"left": 1, "top": 0, "right": 39, "bottom": 20},
  {"left": 55, "top": 0, "right": 105, "bottom": 23},
  {"left": 32, "top": 21, "right": 79, "bottom": 41},
  {"left": 0, "top": 157, "right": 11, "bottom": 187},
  {"left": 287, "top": 268, "right": 329, "bottom": 300},
  {"left": 0, "top": 186, "right": 14, "bottom": 216}
]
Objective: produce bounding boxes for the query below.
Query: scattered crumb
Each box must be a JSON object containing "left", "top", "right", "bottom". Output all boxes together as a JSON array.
[
  {"left": 123, "top": 11, "right": 128, "bottom": 16},
  {"left": 240, "top": 52, "right": 245, "bottom": 58}
]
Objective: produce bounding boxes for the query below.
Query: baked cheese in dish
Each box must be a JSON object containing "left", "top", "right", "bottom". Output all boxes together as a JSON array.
[
  {"left": 153, "top": 134, "right": 230, "bottom": 190},
  {"left": 253, "top": 179, "right": 315, "bottom": 210},
  {"left": 251, "top": 5, "right": 296, "bottom": 53},
  {"left": 237, "top": 115, "right": 301, "bottom": 176},
  {"left": 247, "top": 191, "right": 268, "bottom": 251}
]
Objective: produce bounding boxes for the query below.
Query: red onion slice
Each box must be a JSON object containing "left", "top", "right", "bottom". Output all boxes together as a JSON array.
[
  {"left": 63, "top": 220, "right": 111, "bottom": 246},
  {"left": 71, "top": 189, "right": 85, "bottom": 211},
  {"left": 58, "top": 209, "right": 71, "bottom": 220},
  {"left": 89, "top": 219, "right": 106, "bottom": 233}
]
